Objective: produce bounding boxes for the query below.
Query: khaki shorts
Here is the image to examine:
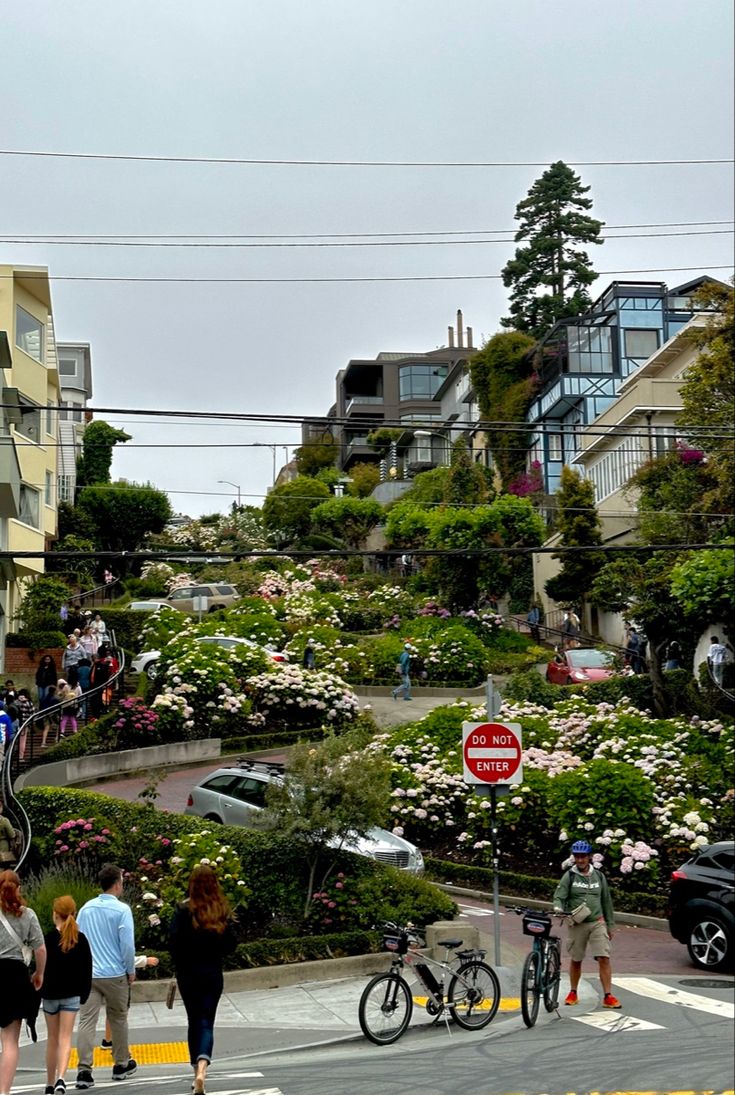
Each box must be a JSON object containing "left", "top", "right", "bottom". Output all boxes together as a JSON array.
[{"left": 566, "top": 918, "right": 611, "bottom": 961}]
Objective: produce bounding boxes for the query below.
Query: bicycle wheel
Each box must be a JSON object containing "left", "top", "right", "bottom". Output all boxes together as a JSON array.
[
  {"left": 520, "top": 950, "right": 541, "bottom": 1028},
  {"left": 543, "top": 943, "right": 561, "bottom": 1012},
  {"left": 448, "top": 960, "right": 501, "bottom": 1030},
  {"left": 358, "top": 973, "right": 413, "bottom": 1045}
]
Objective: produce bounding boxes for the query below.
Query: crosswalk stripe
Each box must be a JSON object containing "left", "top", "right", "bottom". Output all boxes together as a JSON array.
[
  {"left": 613, "top": 976, "right": 735, "bottom": 1018},
  {"left": 569, "top": 1011, "right": 665, "bottom": 1032},
  {"left": 458, "top": 903, "right": 501, "bottom": 917}
]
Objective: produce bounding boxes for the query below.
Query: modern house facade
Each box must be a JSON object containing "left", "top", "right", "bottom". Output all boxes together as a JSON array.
[
  {"left": 531, "top": 314, "right": 707, "bottom": 641},
  {"left": 0, "top": 265, "right": 61, "bottom": 651},
  {"left": 526, "top": 276, "right": 721, "bottom": 494}
]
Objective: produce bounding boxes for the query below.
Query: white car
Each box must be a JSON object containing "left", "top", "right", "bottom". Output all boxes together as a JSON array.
[
  {"left": 125, "top": 600, "right": 176, "bottom": 613},
  {"left": 131, "top": 634, "right": 288, "bottom": 681},
  {"left": 185, "top": 763, "right": 425, "bottom": 873}
]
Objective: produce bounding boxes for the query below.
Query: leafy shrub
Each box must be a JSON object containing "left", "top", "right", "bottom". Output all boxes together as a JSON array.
[
  {"left": 5, "top": 630, "right": 66, "bottom": 651},
  {"left": 546, "top": 758, "right": 656, "bottom": 845},
  {"left": 503, "top": 670, "right": 560, "bottom": 708},
  {"left": 245, "top": 665, "right": 360, "bottom": 730},
  {"left": 21, "top": 862, "right": 100, "bottom": 934}
]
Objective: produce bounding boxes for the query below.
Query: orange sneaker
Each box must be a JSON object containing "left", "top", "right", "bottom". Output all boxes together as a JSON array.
[
  {"left": 603, "top": 993, "right": 622, "bottom": 1009},
  {"left": 564, "top": 990, "right": 578, "bottom": 1005}
]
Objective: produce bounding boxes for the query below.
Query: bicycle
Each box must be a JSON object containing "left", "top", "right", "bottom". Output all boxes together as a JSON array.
[
  {"left": 358, "top": 922, "right": 501, "bottom": 1045},
  {"left": 512, "top": 907, "right": 567, "bottom": 1027}
]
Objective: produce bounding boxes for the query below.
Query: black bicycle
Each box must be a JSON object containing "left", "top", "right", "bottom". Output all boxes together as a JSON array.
[
  {"left": 513, "top": 908, "right": 566, "bottom": 1027},
  {"left": 358, "top": 922, "right": 501, "bottom": 1045}
]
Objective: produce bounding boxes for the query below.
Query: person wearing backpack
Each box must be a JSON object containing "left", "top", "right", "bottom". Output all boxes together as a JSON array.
[
  {"left": 391, "top": 642, "right": 415, "bottom": 702},
  {"left": 553, "top": 839, "right": 621, "bottom": 1010}
]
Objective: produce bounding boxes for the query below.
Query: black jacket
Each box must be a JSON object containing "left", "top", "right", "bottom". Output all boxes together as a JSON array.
[
  {"left": 169, "top": 905, "right": 236, "bottom": 978},
  {"left": 41, "top": 928, "right": 93, "bottom": 1004}
]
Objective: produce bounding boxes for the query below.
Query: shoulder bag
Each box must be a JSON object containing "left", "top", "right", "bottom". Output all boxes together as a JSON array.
[
  {"left": 0, "top": 907, "right": 34, "bottom": 965},
  {"left": 165, "top": 978, "right": 177, "bottom": 1009}
]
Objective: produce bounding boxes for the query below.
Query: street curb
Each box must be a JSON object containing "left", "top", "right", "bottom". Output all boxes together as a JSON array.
[{"left": 436, "top": 883, "right": 668, "bottom": 931}]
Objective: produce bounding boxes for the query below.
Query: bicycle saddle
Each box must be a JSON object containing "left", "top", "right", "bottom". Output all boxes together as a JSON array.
[{"left": 439, "top": 939, "right": 463, "bottom": 949}]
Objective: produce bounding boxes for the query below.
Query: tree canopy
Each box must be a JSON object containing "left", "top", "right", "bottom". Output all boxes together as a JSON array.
[
  {"left": 261, "top": 475, "right": 331, "bottom": 546},
  {"left": 469, "top": 331, "right": 536, "bottom": 491},
  {"left": 294, "top": 431, "right": 339, "bottom": 477},
  {"left": 501, "top": 161, "right": 604, "bottom": 338},
  {"left": 76, "top": 481, "right": 172, "bottom": 558},
  {"left": 442, "top": 436, "right": 489, "bottom": 506},
  {"left": 76, "top": 420, "right": 131, "bottom": 486},
  {"left": 310, "top": 496, "right": 383, "bottom": 548},
  {"left": 545, "top": 466, "right": 604, "bottom": 605}
]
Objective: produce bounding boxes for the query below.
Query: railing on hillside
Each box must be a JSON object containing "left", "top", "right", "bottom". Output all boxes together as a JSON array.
[
  {"left": 0, "top": 633, "right": 127, "bottom": 873},
  {"left": 504, "top": 612, "right": 648, "bottom": 670},
  {"left": 74, "top": 576, "right": 121, "bottom": 609}
]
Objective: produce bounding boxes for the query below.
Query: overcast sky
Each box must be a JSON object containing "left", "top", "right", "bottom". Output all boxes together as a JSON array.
[{"left": 1, "top": 0, "right": 733, "bottom": 517}]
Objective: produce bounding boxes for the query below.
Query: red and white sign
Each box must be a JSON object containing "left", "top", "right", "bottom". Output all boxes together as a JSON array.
[{"left": 462, "top": 722, "right": 523, "bottom": 785}]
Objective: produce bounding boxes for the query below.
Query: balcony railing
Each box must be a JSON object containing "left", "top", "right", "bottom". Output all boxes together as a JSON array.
[{"left": 345, "top": 395, "right": 383, "bottom": 414}]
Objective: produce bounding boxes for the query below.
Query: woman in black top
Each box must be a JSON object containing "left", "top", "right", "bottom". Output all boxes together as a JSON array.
[
  {"left": 42, "top": 895, "right": 92, "bottom": 1095},
  {"left": 169, "top": 866, "right": 236, "bottom": 1095},
  {"left": 35, "top": 655, "right": 58, "bottom": 706}
]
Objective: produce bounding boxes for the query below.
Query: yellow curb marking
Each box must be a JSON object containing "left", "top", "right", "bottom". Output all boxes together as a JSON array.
[
  {"left": 412, "top": 994, "right": 519, "bottom": 1011},
  {"left": 69, "top": 1042, "right": 190, "bottom": 1068}
]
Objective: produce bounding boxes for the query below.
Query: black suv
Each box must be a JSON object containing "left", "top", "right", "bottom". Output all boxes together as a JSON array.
[{"left": 667, "top": 840, "right": 735, "bottom": 971}]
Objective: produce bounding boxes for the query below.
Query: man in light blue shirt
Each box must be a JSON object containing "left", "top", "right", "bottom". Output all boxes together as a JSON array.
[{"left": 75, "top": 864, "right": 137, "bottom": 1087}]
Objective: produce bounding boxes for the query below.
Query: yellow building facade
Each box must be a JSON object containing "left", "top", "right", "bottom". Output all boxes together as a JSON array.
[{"left": 0, "top": 265, "right": 60, "bottom": 644}]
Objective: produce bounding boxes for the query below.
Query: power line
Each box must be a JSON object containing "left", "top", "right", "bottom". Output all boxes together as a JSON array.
[
  {"left": 2, "top": 220, "right": 732, "bottom": 240},
  {"left": 1, "top": 265, "right": 731, "bottom": 285},
  {"left": 1, "top": 229, "right": 732, "bottom": 249},
  {"left": 1, "top": 149, "right": 732, "bottom": 168}
]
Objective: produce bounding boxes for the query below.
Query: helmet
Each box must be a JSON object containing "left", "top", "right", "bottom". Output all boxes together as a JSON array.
[{"left": 571, "top": 840, "right": 593, "bottom": 855}]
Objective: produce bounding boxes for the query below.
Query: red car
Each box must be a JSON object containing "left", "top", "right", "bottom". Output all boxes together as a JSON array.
[{"left": 546, "top": 648, "right": 616, "bottom": 685}]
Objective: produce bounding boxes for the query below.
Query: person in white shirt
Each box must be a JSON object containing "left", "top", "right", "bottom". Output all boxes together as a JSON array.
[{"left": 707, "top": 635, "right": 731, "bottom": 688}]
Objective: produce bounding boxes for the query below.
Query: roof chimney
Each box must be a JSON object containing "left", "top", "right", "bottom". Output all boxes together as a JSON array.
[
  {"left": 456, "top": 309, "right": 464, "bottom": 348},
  {"left": 466, "top": 326, "right": 474, "bottom": 350},
  {"left": 447, "top": 326, "right": 455, "bottom": 348}
]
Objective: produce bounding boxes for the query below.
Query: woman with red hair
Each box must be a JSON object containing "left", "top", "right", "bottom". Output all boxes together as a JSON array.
[
  {"left": 169, "top": 866, "right": 236, "bottom": 1095},
  {"left": 0, "top": 870, "right": 46, "bottom": 1095},
  {"left": 41, "top": 895, "right": 92, "bottom": 1095}
]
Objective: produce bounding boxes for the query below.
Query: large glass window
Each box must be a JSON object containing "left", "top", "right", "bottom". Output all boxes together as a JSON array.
[
  {"left": 399, "top": 364, "right": 448, "bottom": 400},
  {"left": 59, "top": 357, "right": 78, "bottom": 377},
  {"left": 624, "top": 329, "right": 659, "bottom": 360},
  {"left": 16, "top": 306, "right": 44, "bottom": 362},
  {"left": 566, "top": 325, "right": 613, "bottom": 373},
  {"left": 18, "top": 485, "right": 40, "bottom": 528}
]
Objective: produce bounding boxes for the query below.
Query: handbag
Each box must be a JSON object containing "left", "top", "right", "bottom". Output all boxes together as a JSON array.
[
  {"left": 0, "top": 907, "right": 34, "bottom": 965},
  {"left": 570, "top": 902, "right": 592, "bottom": 924},
  {"left": 165, "top": 979, "right": 177, "bottom": 1009}
]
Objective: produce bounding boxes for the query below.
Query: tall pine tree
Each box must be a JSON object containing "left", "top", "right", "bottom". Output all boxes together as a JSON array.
[{"left": 501, "top": 161, "right": 603, "bottom": 338}]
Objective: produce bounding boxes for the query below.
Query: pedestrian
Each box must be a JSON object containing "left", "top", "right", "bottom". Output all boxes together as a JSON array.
[
  {"left": 61, "top": 636, "right": 84, "bottom": 676},
  {"left": 40, "top": 686, "right": 59, "bottom": 750},
  {"left": 0, "top": 803, "right": 16, "bottom": 868},
  {"left": 75, "top": 863, "right": 137, "bottom": 1089},
  {"left": 707, "top": 634, "right": 732, "bottom": 688},
  {"left": 89, "top": 647, "right": 114, "bottom": 718},
  {"left": 76, "top": 659, "right": 92, "bottom": 721},
  {"left": 169, "top": 865, "right": 236, "bottom": 1095},
  {"left": 41, "top": 896, "right": 93, "bottom": 1095},
  {"left": 526, "top": 602, "right": 541, "bottom": 643},
  {"left": 561, "top": 609, "right": 581, "bottom": 650},
  {"left": 391, "top": 642, "right": 414, "bottom": 702},
  {"left": 302, "top": 638, "right": 316, "bottom": 670},
  {"left": 101, "top": 954, "right": 159, "bottom": 1049},
  {"left": 0, "top": 869, "right": 47, "bottom": 1095},
  {"left": 0, "top": 703, "right": 14, "bottom": 753},
  {"left": 35, "top": 654, "right": 58, "bottom": 706},
  {"left": 2, "top": 680, "right": 17, "bottom": 706},
  {"left": 91, "top": 614, "right": 107, "bottom": 645},
  {"left": 625, "top": 627, "right": 643, "bottom": 674},
  {"left": 56, "top": 679, "right": 80, "bottom": 738},
  {"left": 79, "top": 626, "right": 98, "bottom": 660},
  {"left": 103, "top": 569, "right": 116, "bottom": 603},
  {"left": 553, "top": 839, "right": 619, "bottom": 1010},
  {"left": 664, "top": 640, "right": 682, "bottom": 671},
  {"left": 15, "top": 689, "right": 35, "bottom": 762}
]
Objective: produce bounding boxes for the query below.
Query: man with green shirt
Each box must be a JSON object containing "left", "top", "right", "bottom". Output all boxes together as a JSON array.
[{"left": 553, "top": 839, "right": 621, "bottom": 1009}]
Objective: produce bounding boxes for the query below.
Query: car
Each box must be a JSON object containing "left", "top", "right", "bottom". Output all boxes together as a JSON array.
[
  {"left": 130, "top": 634, "right": 288, "bottom": 681},
  {"left": 545, "top": 647, "right": 616, "bottom": 685},
  {"left": 165, "top": 583, "right": 240, "bottom": 614},
  {"left": 667, "top": 840, "right": 734, "bottom": 971},
  {"left": 125, "top": 600, "right": 177, "bottom": 613},
  {"left": 184, "top": 763, "right": 425, "bottom": 874}
]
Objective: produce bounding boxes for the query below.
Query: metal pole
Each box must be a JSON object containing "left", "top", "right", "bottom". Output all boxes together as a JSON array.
[{"left": 491, "top": 787, "right": 501, "bottom": 967}]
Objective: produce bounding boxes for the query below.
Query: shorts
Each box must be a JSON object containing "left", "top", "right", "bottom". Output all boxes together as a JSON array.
[
  {"left": 42, "top": 996, "right": 81, "bottom": 1014},
  {"left": 566, "top": 918, "right": 611, "bottom": 961}
]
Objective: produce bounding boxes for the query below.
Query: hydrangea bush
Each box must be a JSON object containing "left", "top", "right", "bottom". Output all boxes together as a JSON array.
[{"left": 245, "top": 665, "right": 361, "bottom": 730}]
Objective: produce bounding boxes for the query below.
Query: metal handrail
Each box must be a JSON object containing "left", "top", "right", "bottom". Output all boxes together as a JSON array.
[{"left": 0, "top": 634, "right": 126, "bottom": 873}]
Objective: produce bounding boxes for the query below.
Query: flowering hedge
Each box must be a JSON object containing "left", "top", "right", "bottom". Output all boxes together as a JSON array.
[
  {"left": 245, "top": 665, "right": 361, "bottom": 730},
  {"left": 368, "top": 695, "right": 733, "bottom": 894}
]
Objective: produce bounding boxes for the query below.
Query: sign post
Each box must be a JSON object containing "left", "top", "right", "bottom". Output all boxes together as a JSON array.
[{"left": 462, "top": 700, "right": 523, "bottom": 966}]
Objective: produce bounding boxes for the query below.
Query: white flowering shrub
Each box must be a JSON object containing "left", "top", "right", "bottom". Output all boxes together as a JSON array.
[{"left": 245, "top": 665, "right": 360, "bottom": 730}]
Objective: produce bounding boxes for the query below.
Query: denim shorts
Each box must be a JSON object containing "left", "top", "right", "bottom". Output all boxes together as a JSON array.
[{"left": 43, "top": 995, "right": 81, "bottom": 1014}]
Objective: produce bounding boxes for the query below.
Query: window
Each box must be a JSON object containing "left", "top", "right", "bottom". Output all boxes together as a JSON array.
[
  {"left": 229, "top": 778, "right": 268, "bottom": 808},
  {"left": 59, "top": 358, "right": 78, "bottom": 377},
  {"left": 45, "top": 470, "right": 53, "bottom": 506},
  {"left": 399, "top": 364, "right": 448, "bottom": 400},
  {"left": 16, "top": 306, "right": 44, "bottom": 362},
  {"left": 548, "top": 433, "right": 563, "bottom": 461},
  {"left": 399, "top": 413, "right": 441, "bottom": 424},
  {"left": 202, "top": 774, "right": 238, "bottom": 794},
  {"left": 46, "top": 407, "right": 55, "bottom": 436},
  {"left": 624, "top": 329, "right": 659, "bottom": 360},
  {"left": 15, "top": 403, "right": 42, "bottom": 444},
  {"left": 168, "top": 588, "right": 194, "bottom": 600},
  {"left": 18, "top": 485, "right": 40, "bottom": 528}
]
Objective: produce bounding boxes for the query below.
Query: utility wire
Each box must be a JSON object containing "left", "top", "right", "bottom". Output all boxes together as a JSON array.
[
  {"left": 1, "top": 265, "right": 732, "bottom": 285},
  {"left": 1, "top": 229, "right": 732, "bottom": 249},
  {"left": 1, "top": 149, "right": 732, "bottom": 167},
  {"left": 2, "top": 220, "right": 732, "bottom": 240}
]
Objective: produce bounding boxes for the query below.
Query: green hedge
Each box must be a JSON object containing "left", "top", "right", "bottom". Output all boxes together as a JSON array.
[
  {"left": 6, "top": 630, "right": 66, "bottom": 651},
  {"left": 425, "top": 857, "right": 667, "bottom": 916}
]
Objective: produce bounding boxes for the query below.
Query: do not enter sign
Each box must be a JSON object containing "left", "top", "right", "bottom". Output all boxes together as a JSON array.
[{"left": 462, "top": 722, "right": 523, "bottom": 785}]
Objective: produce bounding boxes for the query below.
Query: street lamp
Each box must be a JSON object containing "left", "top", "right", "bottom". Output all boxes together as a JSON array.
[
  {"left": 217, "top": 479, "right": 242, "bottom": 507},
  {"left": 252, "top": 443, "right": 291, "bottom": 486}
]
